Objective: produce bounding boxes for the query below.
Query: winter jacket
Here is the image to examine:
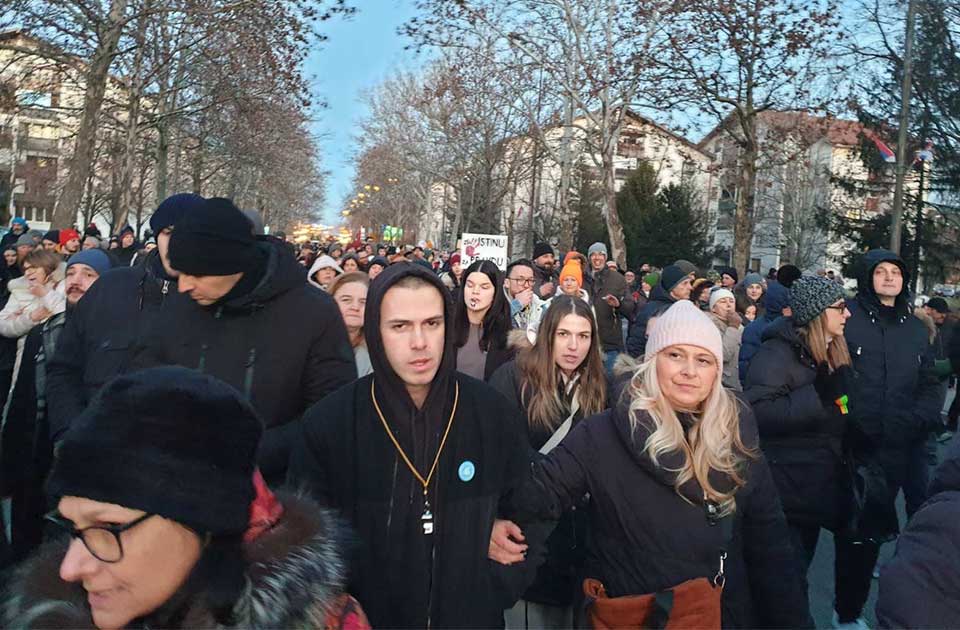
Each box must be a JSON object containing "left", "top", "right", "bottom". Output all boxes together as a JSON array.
[
  {"left": 738, "top": 281, "right": 791, "bottom": 385},
  {"left": 288, "top": 373, "right": 546, "bottom": 629},
  {"left": 708, "top": 312, "right": 743, "bottom": 391},
  {"left": 625, "top": 284, "right": 676, "bottom": 358},
  {"left": 844, "top": 250, "right": 941, "bottom": 449},
  {"left": 2, "top": 492, "right": 365, "bottom": 629},
  {"left": 46, "top": 250, "right": 182, "bottom": 442},
  {"left": 0, "top": 275, "right": 65, "bottom": 340},
  {"left": 876, "top": 435, "right": 960, "bottom": 628},
  {"left": 509, "top": 398, "right": 813, "bottom": 629},
  {"left": 489, "top": 359, "right": 589, "bottom": 607},
  {"left": 586, "top": 267, "right": 634, "bottom": 352},
  {"left": 133, "top": 238, "right": 357, "bottom": 484},
  {"left": 507, "top": 286, "right": 546, "bottom": 331},
  {"left": 532, "top": 262, "right": 559, "bottom": 300},
  {"left": 743, "top": 317, "right": 848, "bottom": 529}
]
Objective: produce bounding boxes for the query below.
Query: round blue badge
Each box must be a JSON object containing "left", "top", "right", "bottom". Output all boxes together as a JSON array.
[{"left": 458, "top": 460, "right": 476, "bottom": 482}]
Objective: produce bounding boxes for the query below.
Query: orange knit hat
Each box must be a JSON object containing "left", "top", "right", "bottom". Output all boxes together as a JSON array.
[{"left": 559, "top": 258, "right": 583, "bottom": 288}]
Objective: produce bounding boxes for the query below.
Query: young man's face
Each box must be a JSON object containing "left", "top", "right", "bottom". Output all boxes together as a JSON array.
[
  {"left": 925, "top": 306, "right": 947, "bottom": 325},
  {"left": 380, "top": 284, "right": 446, "bottom": 394},
  {"left": 589, "top": 251, "right": 606, "bottom": 272},
  {"left": 42, "top": 239, "right": 58, "bottom": 251},
  {"left": 872, "top": 262, "right": 903, "bottom": 301},
  {"left": 157, "top": 228, "right": 178, "bottom": 277},
  {"left": 65, "top": 238, "right": 81, "bottom": 253},
  {"left": 65, "top": 263, "right": 101, "bottom": 306}
]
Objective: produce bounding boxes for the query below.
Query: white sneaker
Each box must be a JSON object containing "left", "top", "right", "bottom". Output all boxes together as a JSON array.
[{"left": 832, "top": 612, "right": 871, "bottom": 630}]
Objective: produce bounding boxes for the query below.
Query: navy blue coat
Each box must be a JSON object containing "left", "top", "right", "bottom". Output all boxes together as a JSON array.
[
  {"left": 738, "top": 281, "right": 791, "bottom": 384},
  {"left": 876, "top": 435, "right": 960, "bottom": 628}
]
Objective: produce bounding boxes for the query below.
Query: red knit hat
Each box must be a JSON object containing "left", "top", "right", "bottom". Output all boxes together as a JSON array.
[{"left": 59, "top": 228, "right": 80, "bottom": 247}]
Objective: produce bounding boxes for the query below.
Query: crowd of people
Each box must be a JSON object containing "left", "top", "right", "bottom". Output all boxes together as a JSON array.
[{"left": 0, "top": 193, "right": 958, "bottom": 629}]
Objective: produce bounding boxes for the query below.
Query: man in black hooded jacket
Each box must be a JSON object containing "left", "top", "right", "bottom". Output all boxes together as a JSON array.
[
  {"left": 288, "top": 263, "right": 546, "bottom": 629},
  {"left": 131, "top": 198, "right": 356, "bottom": 484},
  {"left": 835, "top": 248, "right": 941, "bottom": 627}
]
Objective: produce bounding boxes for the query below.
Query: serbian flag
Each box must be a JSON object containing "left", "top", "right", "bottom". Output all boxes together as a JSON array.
[{"left": 873, "top": 137, "right": 896, "bottom": 163}]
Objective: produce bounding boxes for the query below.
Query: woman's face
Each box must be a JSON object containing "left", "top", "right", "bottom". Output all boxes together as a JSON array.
[
  {"left": 313, "top": 267, "right": 336, "bottom": 288},
  {"left": 451, "top": 261, "right": 462, "bottom": 277},
  {"left": 822, "top": 299, "right": 851, "bottom": 339},
  {"left": 56, "top": 496, "right": 202, "bottom": 630},
  {"left": 121, "top": 233, "right": 134, "bottom": 248},
  {"left": 711, "top": 297, "right": 735, "bottom": 319},
  {"left": 464, "top": 271, "right": 495, "bottom": 314},
  {"left": 23, "top": 263, "right": 48, "bottom": 285},
  {"left": 746, "top": 283, "right": 763, "bottom": 301},
  {"left": 744, "top": 305, "right": 757, "bottom": 322},
  {"left": 552, "top": 314, "right": 592, "bottom": 376},
  {"left": 560, "top": 275, "right": 580, "bottom": 296},
  {"left": 335, "top": 281, "right": 367, "bottom": 330},
  {"left": 641, "top": 280, "right": 652, "bottom": 293},
  {"left": 4, "top": 249, "right": 16, "bottom": 266},
  {"left": 368, "top": 264, "right": 384, "bottom": 280},
  {"left": 342, "top": 258, "right": 359, "bottom": 273},
  {"left": 656, "top": 344, "right": 718, "bottom": 411}
]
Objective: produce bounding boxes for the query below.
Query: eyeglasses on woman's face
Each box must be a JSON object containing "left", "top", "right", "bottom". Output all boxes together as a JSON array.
[
  {"left": 45, "top": 510, "right": 154, "bottom": 563},
  {"left": 824, "top": 300, "right": 849, "bottom": 312}
]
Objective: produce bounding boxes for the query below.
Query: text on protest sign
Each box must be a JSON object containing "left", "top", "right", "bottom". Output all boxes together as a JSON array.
[{"left": 461, "top": 233, "right": 509, "bottom": 269}]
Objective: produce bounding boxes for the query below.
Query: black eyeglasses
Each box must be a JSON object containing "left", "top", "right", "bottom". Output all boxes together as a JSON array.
[
  {"left": 825, "top": 301, "right": 849, "bottom": 312},
  {"left": 45, "top": 511, "right": 154, "bottom": 563},
  {"left": 508, "top": 277, "right": 535, "bottom": 286}
]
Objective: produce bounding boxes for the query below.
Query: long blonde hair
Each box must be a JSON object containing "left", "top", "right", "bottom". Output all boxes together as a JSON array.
[
  {"left": 796, "top": 311, "right": 852, "bottom": 371},
  {"left": 627, "top": 354, "right": 755, "bottom": 515}
]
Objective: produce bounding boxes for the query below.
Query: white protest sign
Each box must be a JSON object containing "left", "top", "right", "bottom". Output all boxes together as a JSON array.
[{"left": 461, "top": 233, "right": 509, "bottom": 269}]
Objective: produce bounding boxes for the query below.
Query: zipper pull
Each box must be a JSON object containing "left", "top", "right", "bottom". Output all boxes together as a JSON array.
[{"left": 161, "top": 280, "right": 169, "bottom": 295}]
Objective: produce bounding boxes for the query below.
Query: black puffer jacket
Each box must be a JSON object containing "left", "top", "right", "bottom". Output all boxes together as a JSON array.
[
  {"left": 509, "top": 397, "right": 812, "bottom": 628},
  {"left": 876, "top": 435, "right": 960, "bottom": 628},
  {"left": 625, "top": 283, "right": 676, "bottom": 357},
  {"left": 844, "top": 249, "right": 941, "bottom": 449},
  {"left": 135, "top": 239, "right": 357, "bottom": 484},
  {"left": 743, "top": 317, "right": 847, "bottom": 528},
  {"left": 46, "top": 250, "right": 181, "bottom": 441}
]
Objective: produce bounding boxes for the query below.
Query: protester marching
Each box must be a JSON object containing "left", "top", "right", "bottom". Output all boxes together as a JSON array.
[{"left": 0, "top": 195, "right": 959, "bottom": 630}]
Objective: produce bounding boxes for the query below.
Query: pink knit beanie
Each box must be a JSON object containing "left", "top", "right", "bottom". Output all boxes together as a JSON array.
[{"left": 645, "top": 300, "right": 724, "bottom": 368}]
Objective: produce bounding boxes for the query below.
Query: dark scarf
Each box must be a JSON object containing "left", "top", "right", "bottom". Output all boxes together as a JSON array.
[{"left": 363, "top": 263, "right": 457, "bottom": 468}]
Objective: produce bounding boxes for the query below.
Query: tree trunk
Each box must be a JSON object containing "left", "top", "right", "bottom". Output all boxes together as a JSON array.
[
  {"left": 52, "top": 0, "right": 129, "bottom": 228},
  {"left": 732, "top": 133, "right": 758, "bottom": 275},
  {"left": 116, "top": 21, "right": 146, "bottom": 231},
  {"left": 155, "top": 122, "right": 168, "bottom": 201},
  {"left": 601, "top": 145, "right": 627, "bottom": 268}
]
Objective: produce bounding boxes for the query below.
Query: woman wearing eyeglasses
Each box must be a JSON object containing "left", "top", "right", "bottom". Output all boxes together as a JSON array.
[
  {"left": 743, "top": 275, "right": 854, "bottom": 606},
  {"left": 2, "top": 366, "right": 367, "bottom": 630}
]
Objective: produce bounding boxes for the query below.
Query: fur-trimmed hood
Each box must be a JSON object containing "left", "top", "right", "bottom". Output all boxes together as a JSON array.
[{"left": 2, "top": 491, "right": 349, "bottom": 629}]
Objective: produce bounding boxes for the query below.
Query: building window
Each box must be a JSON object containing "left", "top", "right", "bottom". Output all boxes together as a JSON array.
[{"left": 16, "top": 90, "right": 52, "bottom": 108}]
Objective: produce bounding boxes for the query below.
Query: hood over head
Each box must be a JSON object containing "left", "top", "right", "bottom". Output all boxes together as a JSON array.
[
  {"left": 762, "top": 281, "right": 791, "bottom": 320},
  {"left": 857, "top": 248, "right": 910, "bottom": 311},
  {"left": 307, "top": 255, "right": 343, "bottom": 288},
  {"left": 364, "top": 262, "right": 457, "bottom": 429}
]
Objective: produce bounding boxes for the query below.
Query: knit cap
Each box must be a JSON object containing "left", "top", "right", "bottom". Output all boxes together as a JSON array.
[
  {"left": 588, "top": 242, "right": 608, "bottom": 258},
  {"left": 533, "top": 241, "right": 553, "bottom": 260},
  {"left": 66, "top": 248, "right": 113, "bottom": 276},
  {"left": 674, "top": 259, "right": 699, "bottom": 278},
  {"left": 42, "top": 229, "right": 60, "bottom": 244},
  {"left": 646, "top": 300, "right": 724, "bottom": 369},
  {"left": 743, "top": 272, "right": 764, "bottom": 288},
  {"left": 643, "top": 272, "right": 659, "bottom": 288},
  {"left": 150, "top": 193, "right": 206, "bottom": 234},
  {"left": 559, "top": 258, "right": 583, "bottom": 288},
  {"left": 718, "top": 266, "right": 738, "bottom": 284},
  {"left": 59, "top": 229, "right": 80, "bottom": 247},
  {"left": 709, "top": 287, "right": 736, "bottom": 310},
  {"left": 790, "top": 275, "right": 847, "bottom": 326},
  {"left": 48, "top": 367, "right": 263, "bottom": 535},
  {"left": 660, "top": 265, "right": 686, "bottom": 292}
]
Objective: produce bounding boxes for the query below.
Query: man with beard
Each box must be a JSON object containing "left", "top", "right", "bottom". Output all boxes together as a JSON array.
[
  {"left": 46, "top": 193, "right": 204, "bottom": 443},
  {"left": 288, "top": 263, "right": 545, "bottom": 628},
  {"left": 137, "top": 198, "right": 356, "bottom": 483},
  {"left": 0, "top": 217, "right": 29, "bottom": 251},
  {"left": 0, "top": 248, "right": 113, "bottom": 564},
  {"left": 58, "top": 229, "right": 81, "bottom": 259},
  {"left": 531, "top": 242, "right": 558, "bottom": 299}
]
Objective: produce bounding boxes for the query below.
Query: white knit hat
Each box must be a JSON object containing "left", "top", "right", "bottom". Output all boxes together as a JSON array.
[
  {"left": 646, "top": 300, "right": 724, "bottom": 369},
  {"left": 708, "top": 287, "right": 736, "bottom": 310}
]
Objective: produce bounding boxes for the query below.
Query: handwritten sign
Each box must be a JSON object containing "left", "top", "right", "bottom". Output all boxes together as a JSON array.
[{"left": 461, "top": 233, "right": 509, "bottom": 269}]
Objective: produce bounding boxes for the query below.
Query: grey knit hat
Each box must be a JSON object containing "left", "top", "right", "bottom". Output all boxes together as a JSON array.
[
  {"left": 790, "top": 275, "right": 847, "bottom": 326},
  {"left": 588, "top": 242, "right": 608, "bottom": 257}
]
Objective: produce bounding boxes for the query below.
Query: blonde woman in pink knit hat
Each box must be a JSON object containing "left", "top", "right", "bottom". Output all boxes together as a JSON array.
[{"left": 492, "top": 300, "right": 811, "bottom": 628}]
